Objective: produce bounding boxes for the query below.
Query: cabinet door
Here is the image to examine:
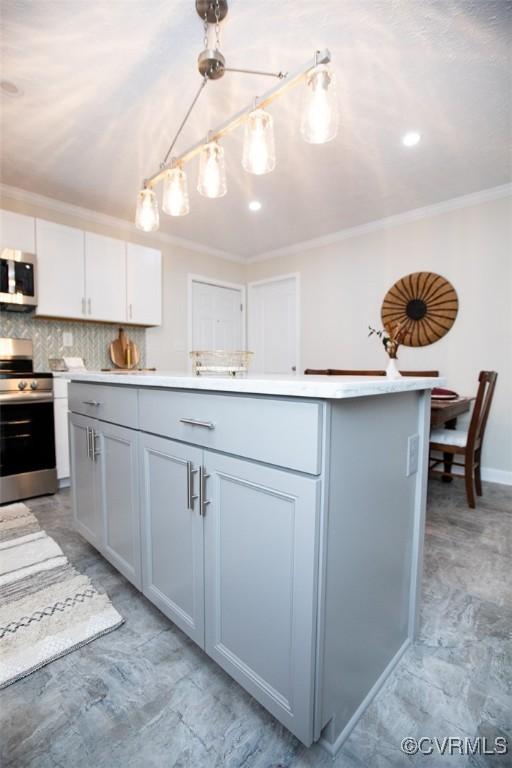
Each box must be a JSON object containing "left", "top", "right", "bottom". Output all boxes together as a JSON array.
[
  {"left": 69, "top": 413, "right": 101, "bottom": 548},
  {"left": 140, "top": 433, "right": 204, "bottom": 646},
  {"left": 126, "top": 243, "right": 162, "bottom": 326},
  {"left": 204, "top": 452, "right": 320, "bottom": 746},
  {"left": 54, "top": 398, "right": 70, "bottom": 480},
  {"left": 84, "top": 232, "right": 126, "bottom": 322},
  {"left": 97, "top": 422, "right": 141, "bottom": 589},
  {"left": 0, "top": 210, "right": 35, "bottom": 252},
  {"left": 35, "top": 219, "right": 85, "bottom": 318}
]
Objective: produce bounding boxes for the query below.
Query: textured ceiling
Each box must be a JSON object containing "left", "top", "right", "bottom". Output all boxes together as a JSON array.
[{"left": 1, "top": 0, "right": 511, "bottom": 258}]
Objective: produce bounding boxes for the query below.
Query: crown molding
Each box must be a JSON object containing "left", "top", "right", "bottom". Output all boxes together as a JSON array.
[
  {"left": 0, "top": 183, "right": 244, "bottom": 263},
  {"left": 247, "top": 183, "right": 512, "bottom": 263}
]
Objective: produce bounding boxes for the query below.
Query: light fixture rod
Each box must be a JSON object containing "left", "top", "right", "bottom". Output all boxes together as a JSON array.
[
  {"left": 161, "top": 76, "right": 208, "bottom": 168},
  {"left": 223, "top": 66, "right": 287, "bottom": 79},
  {"left": 147, "top": 49, "right": 331, "bottom": 188}
]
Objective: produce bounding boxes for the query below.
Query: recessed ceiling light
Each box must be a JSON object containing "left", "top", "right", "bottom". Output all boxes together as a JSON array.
[
  {"left": 0, "top": 80, "right": 22, "bottom": 97},
  {"left": 248, "top": 200, "right": 262, "bottom": 212},
  {"left": 402, "top": 131, "right": 421, "bottom": 147}
]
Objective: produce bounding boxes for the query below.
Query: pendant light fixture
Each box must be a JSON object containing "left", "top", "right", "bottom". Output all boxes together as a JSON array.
[
  {"left": 242, "top": 107, "right": 276, "bottom": 175},
  {"left": 135, "top": 187, "right": 159, "bottom": 232},
  {"left": 162, "top": 166, "right": 190, "bottom": 216},
  {"left": 197, "top": 140, "right": 227, "bottom": 198},
  {"left": 136, "top": 0, "right": 337, "bottom": 229},
  {"left": 300, "top": 64, "right": 338, "bottom": 144}
]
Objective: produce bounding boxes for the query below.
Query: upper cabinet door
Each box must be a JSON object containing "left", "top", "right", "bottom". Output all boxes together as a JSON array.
[
  {"left": 0, "top": 210, "right": 35, "bottom": 252},
  {"left": 35, "top": 219, "right": 85, "bottom": 318},
  {"left": 126, "top": 243, "right": 162, "bottom": 326},
  {"left": 85, "top": 232, "right": 126, "bottom": 322}
]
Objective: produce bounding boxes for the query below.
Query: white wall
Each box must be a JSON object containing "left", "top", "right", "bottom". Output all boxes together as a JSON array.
[{"left": 246, "top": 195, "right": 512, "bottom": 480}]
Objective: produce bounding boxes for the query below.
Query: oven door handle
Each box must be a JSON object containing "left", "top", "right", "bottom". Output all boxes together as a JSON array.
[{"left": 0, "top": 393, "right": 53, "bottom": 404}]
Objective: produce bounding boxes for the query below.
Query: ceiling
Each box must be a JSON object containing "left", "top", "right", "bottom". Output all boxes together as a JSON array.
[{"left": 1, "top": 0, "right": 511, "bottom": 258}]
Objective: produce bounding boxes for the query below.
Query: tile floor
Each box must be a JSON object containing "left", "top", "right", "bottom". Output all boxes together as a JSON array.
[{"left": 1, "top": 480, "right": 511, "bottom": 767}]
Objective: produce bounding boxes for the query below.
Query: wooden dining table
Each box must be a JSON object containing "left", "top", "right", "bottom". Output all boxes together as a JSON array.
[
  {"left": 430, "top": 396, "right": 472, "bottom": 482},
  {"left": 430, "top": 396, "right": 471, "bottom": 429}
]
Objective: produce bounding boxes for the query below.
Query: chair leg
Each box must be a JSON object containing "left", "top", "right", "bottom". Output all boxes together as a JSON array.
[
  {"left": 442, "top": 451, "right": 454, "bottom": 483},
  {"left": 465, "top": 458, "right": 476, "bottom": 509},
  {"left": 475, "top": 452, "right": 482, "bottom": 496}
]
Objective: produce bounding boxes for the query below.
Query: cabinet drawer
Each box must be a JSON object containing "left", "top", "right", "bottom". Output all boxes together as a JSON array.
[
  {"left": 140, "top": 389, "right": 322, "bottom": 474},
  {"left": 69, "top": 382, "right": 138, "bottom": 429}
]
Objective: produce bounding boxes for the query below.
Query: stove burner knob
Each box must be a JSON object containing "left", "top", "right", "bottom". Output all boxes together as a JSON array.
[
  {"left": 18, "top": 381, "right": 27, "bottom": 390},
  {"left": 30, "top": 380, "right": 38, "bottom": 390}
]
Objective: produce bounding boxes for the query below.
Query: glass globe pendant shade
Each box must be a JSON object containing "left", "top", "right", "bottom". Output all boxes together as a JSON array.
[
  {"left": 300, "top": 65, "right": 338, "bottom": 144},
  {"left": 242, "top": 108, "right": 276, "bottom": 175},
  {"left": 135, "top": 187, "right": 159, "bottom": 232},
  {"left": 162, "top": 167, "right": 190, "bottom": 216},
  {"left": 197, "top": 141, "right": 227, "bottom": 198}
]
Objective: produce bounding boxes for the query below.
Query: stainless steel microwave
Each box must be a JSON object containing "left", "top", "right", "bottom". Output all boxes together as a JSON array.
[{"left": 0, "top": 250, "right": 37, "bottom": 312}]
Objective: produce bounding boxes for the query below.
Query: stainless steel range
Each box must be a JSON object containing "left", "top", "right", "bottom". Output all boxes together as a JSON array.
[{"left": 0, "top": 338, "right": 57, "bottom": 503}]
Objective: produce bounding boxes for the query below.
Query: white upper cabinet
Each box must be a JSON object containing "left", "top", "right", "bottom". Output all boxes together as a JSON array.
[
  {"left": 126, "top": 243, "right": 162, "bottom": 326},
  {"left": 35, "top": 219, "right": 85, "bottom": 319},
  {"left": 3, "top": 209, "right": 163, "bottom": 325},
  {"left": 84, "top": 232, "right": 126, "bottom": 322},
  {"left": 0, "top": 210, "right": 35, "bottom": 252}
]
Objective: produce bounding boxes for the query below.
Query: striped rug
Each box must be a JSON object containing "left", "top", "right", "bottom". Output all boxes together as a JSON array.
[{"left": 0, "top": 502, "right": 123, "bottom": 689}]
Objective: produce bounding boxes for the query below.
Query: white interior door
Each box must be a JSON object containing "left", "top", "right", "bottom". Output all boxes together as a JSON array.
[
  {"left": 191, "top": 280, "right": 244, "bottom": 351},
  {"left": 248, "top": 276, "right": 298, "bottom": 374}
]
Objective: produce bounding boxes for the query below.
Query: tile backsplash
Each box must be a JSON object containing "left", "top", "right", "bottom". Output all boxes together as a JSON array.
[{"left": 0, "top": 312, "right": 146, "bottom": 371}]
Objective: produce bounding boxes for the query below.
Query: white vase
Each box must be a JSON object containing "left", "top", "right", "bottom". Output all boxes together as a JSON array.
[{"left": 386, "top": 358, "right": 402, "bottom": 380}]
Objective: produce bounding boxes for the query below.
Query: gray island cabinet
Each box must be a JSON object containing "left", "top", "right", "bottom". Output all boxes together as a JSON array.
[{"left": 66, "top": 372, "right": 437, "bottom": 754}]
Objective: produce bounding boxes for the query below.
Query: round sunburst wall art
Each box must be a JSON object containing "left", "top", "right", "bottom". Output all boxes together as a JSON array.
[{"left": 381, "top": 272, "right": 458, "bottom": 347}]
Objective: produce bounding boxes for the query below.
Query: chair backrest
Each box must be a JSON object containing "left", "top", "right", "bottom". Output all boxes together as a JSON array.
[
  {"left": 304, "top": 368, "right": 331, "bottom": 375},
  {"left": 304, "top": 368, "right": 439, "bottom": 377},
  {"left": 467, "top": 371, "right": 498, "bottom": 451},
  {"left": 399, "top": 370, "right": 439, "bottom": 377},
  {"left": 327, "top": 369, "right": 386, "bottom": 376}
]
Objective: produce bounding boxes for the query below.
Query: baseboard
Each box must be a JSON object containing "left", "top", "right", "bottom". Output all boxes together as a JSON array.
[
  {"left": 438, "top": 465, "right": 512, "bottom": 486},
  {"left": 481, "top": 467, "right": 512, "bottom": 485},
  {"left": 319, "top": 637, "right": 411, "bottom": 756},
  {"left": 58, "top": 477, "right": 71, "bottom": 489}
]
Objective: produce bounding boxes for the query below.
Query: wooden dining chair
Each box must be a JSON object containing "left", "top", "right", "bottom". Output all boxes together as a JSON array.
[{"left": 429, "top": 371, "right": 498, "bottom": 508}]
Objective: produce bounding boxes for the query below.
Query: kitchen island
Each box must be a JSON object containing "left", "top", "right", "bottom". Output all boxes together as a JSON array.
[{"left": 65, "top": 371, "right": 439, "bottom": 754}]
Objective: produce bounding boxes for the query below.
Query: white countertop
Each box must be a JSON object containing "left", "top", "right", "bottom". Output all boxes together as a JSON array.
[{"left": 56, "top": 370, "right": 443, "bottom": 399}]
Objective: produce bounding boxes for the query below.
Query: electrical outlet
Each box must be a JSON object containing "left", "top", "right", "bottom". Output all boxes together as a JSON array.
[
  {"left": 406, "top": 434, "right": 420, "bottom": 476},
  {"left": 62, "top": 331, "right": 73, "bottom": 348}
]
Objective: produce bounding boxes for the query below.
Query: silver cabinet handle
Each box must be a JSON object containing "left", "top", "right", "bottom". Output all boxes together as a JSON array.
[
  {"left": 82, "top": 297, "right": 86, "bottom": 315},
  {"left": 186, "top": 461, "right": 199, "bottom": 511},
  {"left": 92, "top": 430, "right": 101, "bottom": 460},
  {"left": 129, "top": 303, "right": 133, "bottom": 319},
  {"left": 82, "top": 400, "right": 101, "bottom": 406},
  {"left": 87, "top": 298, "right": 92, "bottom": 315},
  {"left": 179, "top": 418, "right": 215, "bottom": 430},
  {"left": 86, "top": 426, "right": 92, "bottom": 459},
  {"left": 199, "top": 466, "right": 211, "bottom": 516}
]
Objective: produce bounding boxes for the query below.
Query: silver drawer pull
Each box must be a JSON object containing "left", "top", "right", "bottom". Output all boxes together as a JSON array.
[
  {"left": 179, "top": 418, "right": 215, "bottom": 430},
  {"left": 83, "top": 400, "right": 101, "bottom": 406}
]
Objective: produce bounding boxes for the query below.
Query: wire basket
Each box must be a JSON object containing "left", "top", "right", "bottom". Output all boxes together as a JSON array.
[{"left": 189, "top": 350, "right": 254, "bottom": 377}]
